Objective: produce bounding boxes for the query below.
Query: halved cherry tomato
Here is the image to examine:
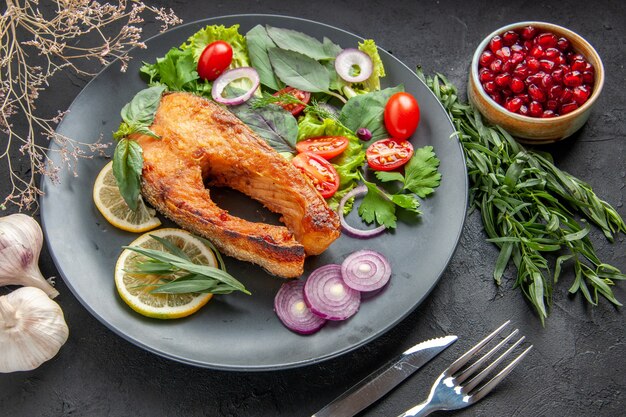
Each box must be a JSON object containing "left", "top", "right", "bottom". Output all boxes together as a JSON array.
[
  {"left": 384, "top": 92, "right": 420, "bottom": 140},
  {"left": 198, "top": 41, "right": 233, "bottom": 81},
  {"left": 366, "top": 138, "right": 414, "bottom": 171},
  {"left": 295, "top": 136, "right": 349, "bottom": 160},
  {"left": 273, "top": 87, "right": 311, "bottom": 116},
  {"left": 292, "top": 152, "right": 340, "bottom": 198}
]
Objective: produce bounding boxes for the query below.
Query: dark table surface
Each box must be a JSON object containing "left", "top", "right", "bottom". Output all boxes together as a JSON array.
[{"left": 2, "top": 0, "right": 625, "bottom": 416}]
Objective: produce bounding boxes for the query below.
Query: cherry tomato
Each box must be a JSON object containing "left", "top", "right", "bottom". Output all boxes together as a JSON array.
[
  {"left": 197, "top": 41, "right": 233, "bottom": 81},
  {"left": 384, "top": 92, "right": 420, "bottom": 140},
  {"left": 366, "top": 138, "right": 414, "bottom": 171},
  {"left": 295, "top": 136, "right": 349, "bottom": 160},
  {"left": 273, "top": 87, "right": 311, "bottom": 116},
  {"left": 292, "top": 152, "right": 340, "bottom": 198}
]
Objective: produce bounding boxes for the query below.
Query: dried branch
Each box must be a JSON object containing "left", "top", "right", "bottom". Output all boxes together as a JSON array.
[{"left": 0, "top": 0, "right": 182, "bottom": 210}]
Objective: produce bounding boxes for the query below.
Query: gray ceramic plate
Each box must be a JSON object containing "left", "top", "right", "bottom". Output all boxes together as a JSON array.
[{"left": 41, "top": 14, "right": 467, "bottom": 371}]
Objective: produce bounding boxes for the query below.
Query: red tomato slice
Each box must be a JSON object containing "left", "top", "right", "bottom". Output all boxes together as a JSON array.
[
  {"left": 292, "top": 152, "right": 340, "bottom": 198},
  {"left": 273, "top": 87, "right": 311, "bottom": 116},
  {"left": 366, "top": 139, "right": 414, "bottom": 171},
  {"left": 295, "top": 136, "right": 349, "bottom": 160},
  {"left": 198, "top": 41, "right": 233, "bottom": 81},
  {"left": 384, "top": 92, "right": 420, "bottom": 140}
]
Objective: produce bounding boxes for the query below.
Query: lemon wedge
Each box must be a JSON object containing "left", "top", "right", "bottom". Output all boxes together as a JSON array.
[
  {"left": 115, "top": 228, "right": 217, "bottom": 319},
  {"left": 93, "top": 161, "right": 161, "bottom": 233}
]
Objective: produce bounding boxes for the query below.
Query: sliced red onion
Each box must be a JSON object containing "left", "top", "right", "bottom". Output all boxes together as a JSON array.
[
  {"left": 211, "top": 67, "right": 260, "bottom": 105},
  {"left": 338, "top": 185, "right": 386, "bottom": 238},
  {"left": 334, "top": 49, "right": 373, "bottom": 83},
  {"left": 341, "top": 249, "right": 391, "bottom": 292},
  {"left": 303, "top": 264, "right": 360, "bottom": 321},
  {"left": 274, "top": 280, "right": 326, "bottom": 335}
]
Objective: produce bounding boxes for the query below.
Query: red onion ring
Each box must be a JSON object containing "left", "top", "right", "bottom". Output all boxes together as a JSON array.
[
  {"left": 274, "top": 280, "right": 326, "bottom": 335},
  {"left": 341, "top": 249, "right": 391, "bottom": 292},
  {"left": 303, "top": 264, "right": 360, "bottom": 321},
  {"left": 334, "top": 48, "right": 373, "bottom": 83},
  {"left": 211, "top": 67, "right": 260, "bottom": 105},
  {"left": 338, "top": 185, "right": 386, "bottom": 238}
]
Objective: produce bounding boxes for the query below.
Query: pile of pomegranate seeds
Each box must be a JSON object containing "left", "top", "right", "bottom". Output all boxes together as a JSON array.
[{"left": 478, "top": 25, "right": 595, "bottom": 118}]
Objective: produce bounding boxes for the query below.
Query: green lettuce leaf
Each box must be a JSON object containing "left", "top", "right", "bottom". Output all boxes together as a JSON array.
[
  {"left": 357, "top": 39, "right": 386, "bottom": 91},
  {"left": 180, "top": 24, "right": 250, "bottom": 68}
]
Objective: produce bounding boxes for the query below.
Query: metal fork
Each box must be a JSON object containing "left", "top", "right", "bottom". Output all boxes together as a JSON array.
[{"left": 398, "top": 321, "right": 532, "bottom": 417}]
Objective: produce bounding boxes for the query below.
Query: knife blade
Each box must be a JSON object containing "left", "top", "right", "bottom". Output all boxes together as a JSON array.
[{"left": 312, "top": 335, "right": 457, "bottom": 417}]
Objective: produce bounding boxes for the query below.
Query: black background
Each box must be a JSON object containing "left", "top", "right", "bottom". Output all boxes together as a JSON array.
[{"left": 1, "top": 1, "right": 625, "bottom": 416}]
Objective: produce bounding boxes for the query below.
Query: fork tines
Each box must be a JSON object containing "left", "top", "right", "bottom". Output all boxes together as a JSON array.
[{"left": 449, "top": 320, "right": 533, "bottom": 401}]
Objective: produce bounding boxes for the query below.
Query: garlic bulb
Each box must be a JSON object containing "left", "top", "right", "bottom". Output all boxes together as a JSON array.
[
  {"left": 0, "top": 213, "right": 59, "bottom": 298},
  {"left": 0, "top": 286, "right": 69, "bottom": 372}
]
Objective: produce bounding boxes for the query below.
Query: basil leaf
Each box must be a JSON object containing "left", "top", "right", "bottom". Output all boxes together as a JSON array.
[
  {"left": 268, "top": 48, "right": 330, "bottom": 93},
  {"left": 121, "top": 85, "right": 167, "bottom": 127},
  {"left": 322, "top": 36, "right": 342, "bottom": 58},
  {"left": 112, "top": 139, "right": 143, "bottom": 210},
  {"left": 230, "top": 103, "right": 297, "bottom": 153},
  {"left": 339, "top": 85, "right": 404, "bottom": 141},
  {"left": 246, "top": 25, "right": 283, "bottom": 91},
  {"left": 266, "top": 26, "right": 333, "bottom": 61}
]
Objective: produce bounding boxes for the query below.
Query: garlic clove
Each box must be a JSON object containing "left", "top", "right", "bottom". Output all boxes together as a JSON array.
[
  {"left": 0, "top": 287, "right": 69, "bottom": 373},
  {"left": 0, "top": 214, "right": 59, "bottom": 298}
]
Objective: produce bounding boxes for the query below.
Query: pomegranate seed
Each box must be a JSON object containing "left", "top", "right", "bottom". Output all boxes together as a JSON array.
[
  {"left": 541, "top": 110, "right": 556, "bottom": 118},
  {"left": 505, "top": 97, "right": 523, "bottom": 113},
  {"left": 541, "top": 74, "right": 554, "bottom": 89},
  {"left": 511, "top": 44, "right": 525, "bottom": 53},
  {"left": 544, "top": 48, "right": 561, "bottom": 61},
  {"left": 549, "top": 85, "right": 564, "bottom": 100},
  {"left": 523, "top": 40, "right": 533, "bottom": 50},
  {"left": 573, "top": 85, "right": 591, "bottom": 104},
  {"left": 557, "top": 37, "right": 570, "bottom": 51},
  {"left": 502, "top": 60, "right": 515, "bottom": 74},
  {"left": 514, "top": 64, "right": 528, "bottom": 78},
  {"left": 495, "top": 46, "right": 511, "bottom": 60},
  {"left": 582, "top": 71, "right": 594, "bottom": 84},
  {"left": 530, "top": 45, "right": 544, "bottom": 58},
  {"left": 510, "top": 77, "right": 525, "bottom": 93},
  {"left": 483, "top": 81, "right": 497, "bottom": 95},
  {"left": 555, "top": 55, "right": 567, "bottom": 66},
  {"left": 571, "top": 59, "right": 587, "bottom": 72},
  {"left": 560, "top": 88, "right": 574, "bottom": 103},
  {"left": 490, "top": 58, "right": 503, "bottom": 73},
  {"left": 552, "top": 68, "right": 564, "bottom": 84},
  {"left": 495, "top": 73, "right": 512, "bottom": 88},
  {"left": 515, "top": 93, "right": 530, "bottom": 104},
  {"left": 563, "top": 71, "right": 583, "bottom": 87},
  {"left": 479, "top": 50, "right": 495, "bottom": 67},
  {"left": 489, "top": 36, "right": 503, "bottom": 53},
  {"left": 528, "top": 84, "right": 547, "bottom": 102},
  {"left": 584, "top": 62, "right": 595, "bottom": 73},
  {"left": 527, "top": 57, "right": 541, "bottom": 73},
  {"left": 525, "top": 72, "right": 544, "bottom": 86},
  {"left": 536, "top": 33, "right": 558, "bottom": 49},
  {"left": 510, "top": 52, "right": 525, "bottom": 65},
  {"left": 479, "top": 68, "right": 495, "bottom": 82},
  {"left": 490, "top": 92, "right": 503, "bottom": 104},
  {"left": 501, "top": 88, "right": 513, "bottom": 98},
  {"left": 529, "top": 101, "right": 543, "bottom": 117},
  {"left": 560, "top": 101, "right": 579, "bottom": 114},
  {"left": 546, "top": 99, "right": 559, "bottom": 111},
  {"left": 519, "top": 104, "right": 529, "bottom": 116},
  {"left": 521, "top": 26, "right": 537, "bottom": 40},
  {"left": 502, "top": 30, "right": 519, "bottom": 46},
  {"left": 540, "top": 59, "right": 556, "bottom": 72},
  {"left": 567, "top": 53, "right": 585, "bottom": 64}
]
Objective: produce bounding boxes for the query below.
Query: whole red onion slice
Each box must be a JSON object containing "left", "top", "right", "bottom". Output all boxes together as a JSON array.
[
  {"left": 341, "top": 249, "right": 391, "bottom": 292},
  {"left": 211, "top": 67, "right": 260, "bottom": 105},
  {"left": 338, "top": 185, "right": 386, "bottom": 238},
  {"left": 334, "top": 49, "right": 373, "bottom": 83},
  {"left": 274, "top": 280, "right": 326, "bottom": 335},
  {"left": 303, "top": 264, "right": 360, "bottom": 321}
]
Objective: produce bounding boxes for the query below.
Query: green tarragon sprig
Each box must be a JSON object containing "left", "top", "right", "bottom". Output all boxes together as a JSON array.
[{"left": 419, "top": 68, "right": 626, "bottom": 324}]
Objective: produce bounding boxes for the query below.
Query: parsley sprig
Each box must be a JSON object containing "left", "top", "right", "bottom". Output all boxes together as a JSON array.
[{"left": 419, "top": 68, "right": 626, "bottom": 323}]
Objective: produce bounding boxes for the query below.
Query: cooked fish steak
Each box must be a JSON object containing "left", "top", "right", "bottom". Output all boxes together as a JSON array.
[{"left": 133, "top": 92, "right": 341, "bottom": 278}]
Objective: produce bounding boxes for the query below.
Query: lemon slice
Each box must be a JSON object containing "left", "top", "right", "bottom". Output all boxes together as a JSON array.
[
  {"left": 93, "top": 161, "right": 161, "bottom": 233},
  {"left": 115, "top": 228, "right": 217, "bottom": 319}
]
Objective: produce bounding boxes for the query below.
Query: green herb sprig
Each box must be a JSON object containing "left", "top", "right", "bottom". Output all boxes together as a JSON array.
[
  {"left": 124, "top": 235, "right": 250, "bottom": 295},
  {"left": 419, "top": 68, "right": 626, "bottom": 323}
]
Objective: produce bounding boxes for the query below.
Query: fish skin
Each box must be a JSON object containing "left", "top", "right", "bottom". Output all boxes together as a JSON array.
[{"left": 134, "top": 92, "right": 341, "bottom": 278}]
